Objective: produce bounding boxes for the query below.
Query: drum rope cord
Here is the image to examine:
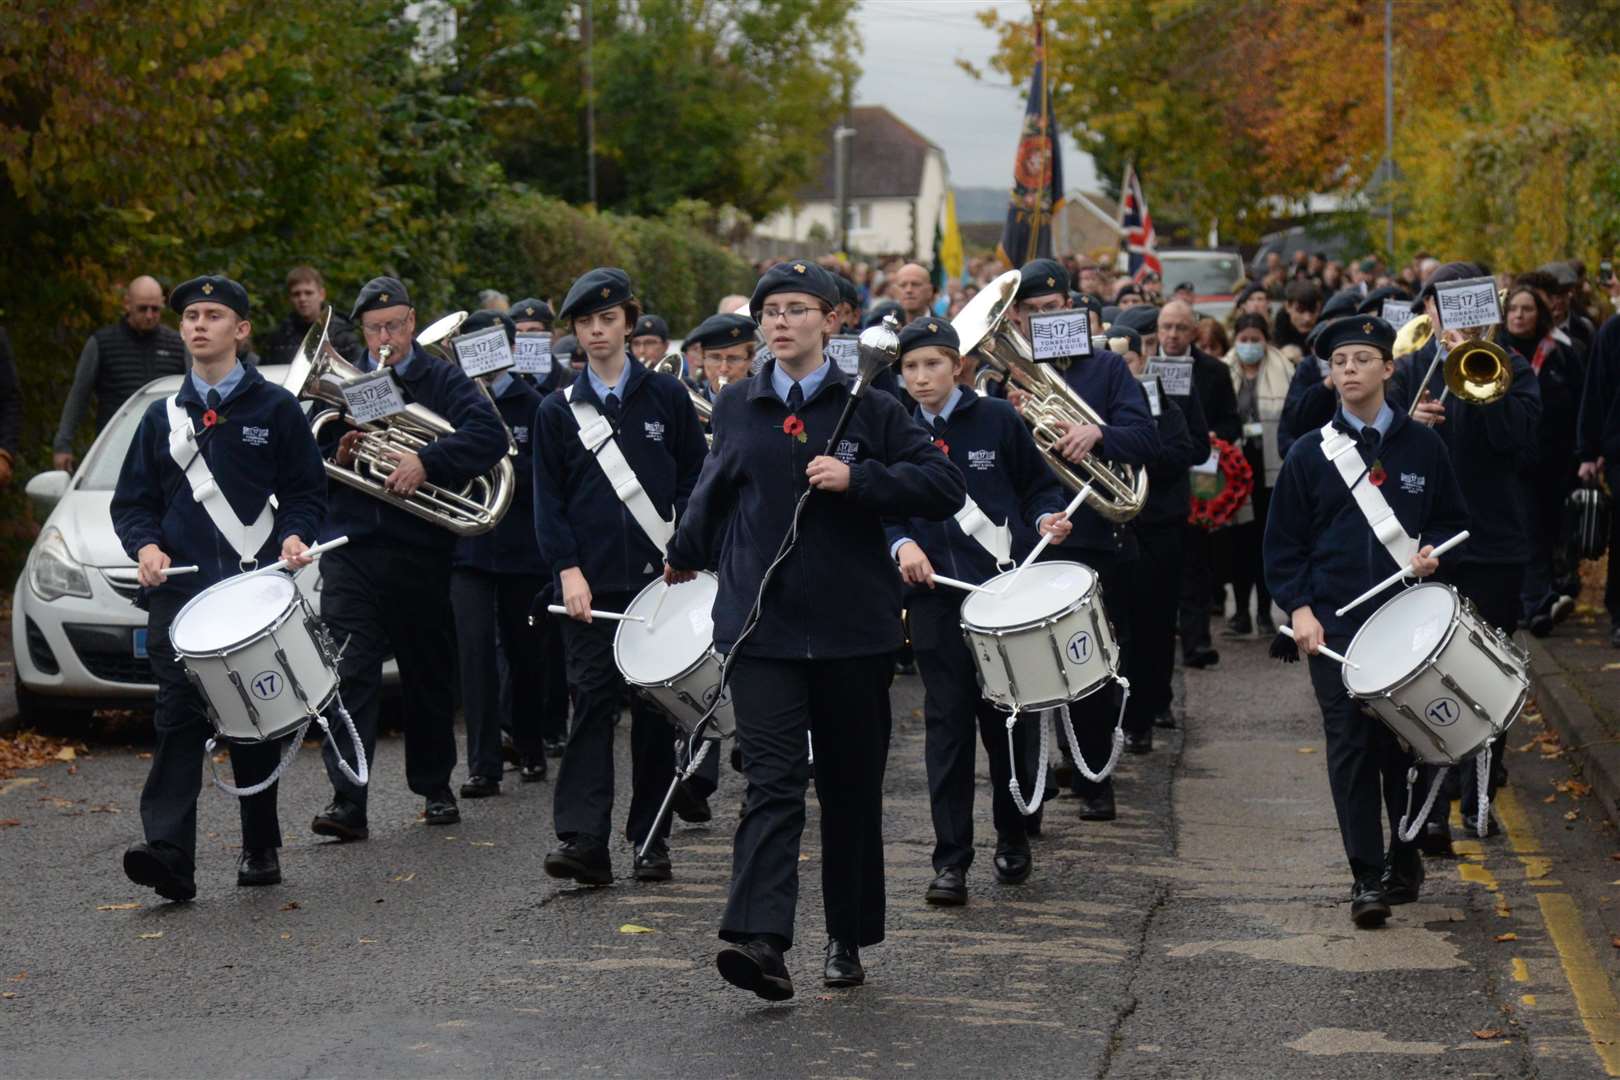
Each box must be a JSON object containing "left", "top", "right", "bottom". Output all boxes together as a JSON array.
[
  {"left": 1055, "top": 677, "right": 1130, "bottom": 784},
  {"left": 205, "top": 722, "right": 309, "bottom": 798},
  {"left": 1395, "top": 764, "right": 1450, "bottom": 843},
  {"left": 1005, "top": 705, "right": 1050, "bottom": 817},
  {"left": 1474, "top": 744, "right": 1492, "bottom": 838},
  {"left": 321, "top": 696, "right": 370, "bottom": 787}
]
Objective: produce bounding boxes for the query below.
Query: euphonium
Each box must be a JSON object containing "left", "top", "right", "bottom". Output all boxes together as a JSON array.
[
  {"left": 284, "top": 307, "right": 515, "bottom": 536},
  {"left": 1393, "top": 313, "right": 1433, "bottom": 359},
  {"left": 653, "top": 351, "right": 712, "bottom": 423},
  {"left": 951, "top": 270, "right": 1148, "bottom": 523}
]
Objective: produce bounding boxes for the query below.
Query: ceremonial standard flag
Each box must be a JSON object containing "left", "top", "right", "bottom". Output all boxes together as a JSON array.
[
  {"left": 1120, "top": 164, "right": 1160, "bottom": 282},
  {"left": 995, "top": 14, "right": 1064, "bottom": 269},
  {"left": 938, "top": 189, "right": 965, "bottom": 284}
]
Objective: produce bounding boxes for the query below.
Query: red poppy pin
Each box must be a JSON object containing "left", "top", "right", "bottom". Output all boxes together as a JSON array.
[
  {"left": 202, "top": 409, "right": 219, "bottom": 428},
  {"left": 782, "top": 415, "right": 807, "bottom": 443},
  {"left": 1368, "top": 460, "right": 1387, "bottom": 487},
  {"left": 933, "top": 438, "right": 949, "bottom": 455}
]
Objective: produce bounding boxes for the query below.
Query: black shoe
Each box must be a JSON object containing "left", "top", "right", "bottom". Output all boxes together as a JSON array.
[
  {"left": 670, "top": 780, "right": 713, "bottom": 824},
  {"left": 717, "top": 938, "right": 794, "bottom": 1001},
  {"left": 1153, "top": 710, "right": 1178, "bottom": 730},
  {"left": 1416, "top": 818, "right": 1453, "bottom": 857},
  {"left": 1026, "top": 803, "right": 1043, "bottom": 837},
  {"left": 237, "top": 847, "right": 282, "bottom": 887},
  {"left": 424, "top": 788, "right": 461, "bottom": 825},
  {"left": 1183, "top": 647, "right": 1220, "bottom": 669},
  {"left": 1549, "top": 594, "right": 1575, "bottom": 626},
  {"left": 519, "top": 758, "right": 548, "bottom": 783},
  {"left": 993, "top": 845, "right": 1032, "bottom": 884},
  {"left": 633, "top": 838, "right": 673, "bottom": 882},
  {"left": 500, "top": 731, "right": 520, "bottom": 765},
  {"left": 1460, "top": 809, "right": 1501, "bottom": 838},
  {"left": 1077, "top": 781, "right": 1116, "bottom": 822},
  {"left": 1125, "top": 730, "right": 1153, "bottom": 755},
  {"left": 1051, "top": 761, "right": 1072, "bottom": 789},
  {"left": 925, "top": 866, "right": 968, "bottom": 906},
  {"left": 543, "top": 737, "right": 567, "bottom": 758},
  {"left": 311, "top": 798, "right": 369, "bottom": 842},
  {"left": 823, "top": 938, "right": 864, "bottom": 987},
  {"left": 894, "top": 658, "right": 917, "bottom": 676},
  {"left": 122, "top": 842, "right": 196, "bottom": 903},
  {"left": 1256, "top": 613, "right": 1277, "bottom": 636},
  {"left": 459, "top": 775, "right": 501, "bottom": 799},
  {"left": 544, "top": 839, "right": 613, "bottom": 886},
  {"left": 1224, "top": 612, "right": 1252, "bottom": 636},
  {"left": 1350, "top": 877, "right": 1391, "bottom": 928},
  {"left": 1381, "top": 846, "right": 1424, "bottom": 905},
  {"left": 1527, "top": 613, "right": 1554, "bottom": 638},
  {"left": 1610, "top": 624, "right": 1620, "bottom": 648}
]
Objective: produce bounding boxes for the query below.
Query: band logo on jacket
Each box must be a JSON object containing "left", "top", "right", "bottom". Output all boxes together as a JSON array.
[
  {"left": 966, "top": 448, "right": 997, "bottom": 471},
  {"left": 1400, "top": 471, "right": 1426, "bottom": 495},
  {"left": 834, "top": 438, "right": 860, "bottom": 464},
  {"left": 241, "top": 425, "right": 271, "bottom": 448},
  {"left": 512, "top": 424, "right": 530, "bottom": 446},
  {"left": 644, "top": 419, "right": 666, "bottom": 443}
]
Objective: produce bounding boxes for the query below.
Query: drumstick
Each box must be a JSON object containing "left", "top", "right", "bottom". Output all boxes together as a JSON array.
[
  {"left": 545, "top": 605, "right": 645, "bottom": 623},
  {"left": 1278, "top": 625, "right": 1359, "bottom": 669},
  {"left": 647, "top": 580, "right": 674, "bottom": 626},
  {"left": 1003, "top": 482, "right": 1092, "bottom": 592},
  {"left": 928, "top": 574, "right": 998, "bottom": 596},
  {"left": 1333, "top": 530, "right": 1471, "bottom": 617},
  {"left": 160, "top": 565, "right": 199, "bottom": 577},
  {"left": 243, "top": 535, "right": 353, "bottom": 578}
]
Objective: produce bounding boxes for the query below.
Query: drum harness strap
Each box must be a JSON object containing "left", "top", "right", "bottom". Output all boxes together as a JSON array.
[
  {"left": 954, "top": 495, "right": 1014, "bottom": 569},
  {"left": 565, "top": 385, "right": 674, "bottom": 556},
  {"left": 1321, "top": 422, "right": 1494, "bottom": 841},
  {"left": 166, "top": 396, "right": 276, "bottom": 570},
  {"left": 1004, "top": 681, "right": 1131, "bottom": 817}
]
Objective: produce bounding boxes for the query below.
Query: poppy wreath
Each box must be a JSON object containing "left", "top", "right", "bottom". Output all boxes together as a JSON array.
[{"left": 1188, "top": 435, "right": 1254, "bottom": 530}]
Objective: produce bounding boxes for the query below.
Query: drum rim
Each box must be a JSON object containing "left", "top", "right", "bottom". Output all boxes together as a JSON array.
[
  {"left": 1341, "top": 581, "right": 1461, "bottom": 698},
  {"left": 960, "top": 560, "right": 1099, "bottom": 633},
  {"left": 171, "top": 574, "right": 301, "bottom": 657},
  {"left": 612, "top": 570, "right": 721, "bottom": 684}
]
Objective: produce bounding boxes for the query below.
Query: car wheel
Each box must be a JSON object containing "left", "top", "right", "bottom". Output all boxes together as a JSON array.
[{"left": 15, "top": 684, "right": 97, "bottom": 736}]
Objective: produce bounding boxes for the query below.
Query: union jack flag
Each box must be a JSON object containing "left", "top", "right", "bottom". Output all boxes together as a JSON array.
[{"left": 1120, "top": 164, "right": 1160, "bottom": 282}]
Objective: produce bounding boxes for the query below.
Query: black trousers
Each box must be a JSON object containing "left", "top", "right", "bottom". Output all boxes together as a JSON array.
[
  {"left": 141, "top": 589, "right": 284, "bottom": 873},
  {"left": 1230, "top": 488, "right": 1273, "bottom": 622},
  {"left": 450, "top": 568, "right": 549, "bottom": 779},
  {"left": 1063, "top": 549, "right": 1134, "bottom": 795},
  {"left": 320, "top": 544, "right": 457, "bottom": 811},
  {"left": 1124, "top": 523, "right": 1183, "bottom": 731},
  {"left": 1309, "top": 650, "right": 1417, "bottom": 882},
  {"left": 910, "top": 592, "right": 1031, "bottom": 873},
  {"left": 536, "top": 604, "right": 570, "bottom": 743},
  {"left": 552, "top": 589, "right": 674, "bottom": 847},
  {"left": 1607, "top": 466, "right": 1620, "bottom": 624},
  {"left": 1179, "top": 524, "right": 1214, "bottom": 657},
  {"left": 721, "top": 653, "right": 892, "bottom": 951}
]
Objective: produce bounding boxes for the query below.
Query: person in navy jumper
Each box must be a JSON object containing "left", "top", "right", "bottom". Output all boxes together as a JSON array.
[
  {"left": 1264, "top": 316, "right": 1469, "bottom": 929},
  {"left": 446, "top": 310, "right": 551, "bottom": 796},
  {"left": 111, "top": 274, "right": 325, "bottom": 901},
  {"left": 534, "top": 268, "right": 708, "bottom": 886},
  {"left": 1005, "top": 260, "right": 1160, "bottom": 822},
  {"left": 688, "top": 312, "right": 757, "bottom": 403},
  {"left": 309, "top": 276, "right": 510, "bottom": 841},
  {"left": 886, "top": 317, "right": 1069, "bottom": 906},
  {"left": 665, "top": 261, "right": 963, "bottom": 1000}
]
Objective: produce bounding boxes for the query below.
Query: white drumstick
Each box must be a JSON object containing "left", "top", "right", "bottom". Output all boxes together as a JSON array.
[
  {"left": 1003, "top": 482, "right": 1092, "bottom": 592},
  {"left": 928, "top": 574, "right": 998, "bottom": 596},
  {"left": 244, "top": 535, "right": 352, "bottom": 578},
  {"left": 1333, "top": 530, "right": 1471, "bottom": 617},
  {"left": 545, "top": 605, "right": 645, "bottom": 623},
  {"left": 647, "top": 580, "right": 674, "bottom": 626},
  {"left": 1279, "top": 625, "right": 1359, "bottom": 669},
  {"left": 160, "top": 565, "right": 199, "bottom": 577}
]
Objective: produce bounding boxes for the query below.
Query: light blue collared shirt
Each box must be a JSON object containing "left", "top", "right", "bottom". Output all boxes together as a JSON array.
[
  {"left": 490, "top": 371, "right": 514, "bottom": 398},
  {"left": 770, "top": 356, "right": 831, "bottom": 408},
  {"left": 361, "top": 347, "right": 416, "bottom": 378},
  {"left": 586, "top": 360, "right": 628, "bottom": 404},
  {"left": 917, "top": 386, "right": 964, "bottom": 429},
  {"left": 1341, "top": 401, "right": 1394, "bottom": 441},
  {"left": 190, "top": 362, "right": 245, "bottom": 404}
]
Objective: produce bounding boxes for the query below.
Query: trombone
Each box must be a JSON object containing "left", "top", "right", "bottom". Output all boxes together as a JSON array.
[{"left": 1405, "top": 324, "right": 1513, "bottom": 417}]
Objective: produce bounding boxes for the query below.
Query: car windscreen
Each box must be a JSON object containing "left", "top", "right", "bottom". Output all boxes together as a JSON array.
[
  {"left": 75, "top": 390, "right": 169, "bottom": 491},
  {"left": 1160, "top": 255, "right": 1245, "bottom": 297}
]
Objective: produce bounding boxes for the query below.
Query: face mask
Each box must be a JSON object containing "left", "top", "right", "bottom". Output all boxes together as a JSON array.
[{"left": 1236, "top": 341, "right": 1265, "bottom": 365}]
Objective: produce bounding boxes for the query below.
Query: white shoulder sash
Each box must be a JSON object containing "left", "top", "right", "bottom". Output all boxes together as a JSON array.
[
  {"left": 1318, "top": 421, "right": 1417, "bottom": 570},
  {"left": 564, "top": 384, "right": 674, "bottom": 555},
  {"left": 165, "top": 396, "right": 275, "bottom": 563}
]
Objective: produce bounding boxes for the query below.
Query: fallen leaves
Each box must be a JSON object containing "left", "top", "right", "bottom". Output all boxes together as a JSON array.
[
  {"left": 0, "top": 730, "right": 86, "bottom": 779},
  {"left": 1565, "top": 810, "right": 1582, "bottom": 821},
  {"left": 618, "top": 924, "right": 655, "bottom": 935},
  {"left": 1, "top": 992, "right": 14, "bottom": 999},
  {"left": 1611, "top": 935, "right": 1620, "bottom": 950},
  {"left": 390, "top": 872, "right": 415, "bottom": 883},
  {"left": 1603, "top": 662, "right": 1620, "bottom": 672},
  {"left": 1472, "top": 1028, "right": 1504, "bottom": 1039},
  {"left": 138, "top": 932, "right": 163, "bottom": 940},
  {"left": 1556, "top": 780, "right": 1593, "bottom": 798},
  {"left": 279, "top": 901, "right": 301, "bottom": 912},
  {"left": 0, "top": 820, "right": 20, "bottom": 829},
  {"left": 1297, "top": 747, "right": 1317, "bottom": 754},
  {"left": 97, "top": 902, "right": 140, "bottom": 911},
  {"left": 1493, "top": 933, "right": 1518, "bottom": 942}
]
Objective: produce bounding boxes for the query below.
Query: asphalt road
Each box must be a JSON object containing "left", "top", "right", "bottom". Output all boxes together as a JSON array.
[{"left": 4, "top": 628, "right": 1620, "bottom": 1078}]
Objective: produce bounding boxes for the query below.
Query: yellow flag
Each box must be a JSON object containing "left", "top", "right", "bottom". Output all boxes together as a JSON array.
[{"left": 939, "top": 189, "right": 965, "bottom": 283}]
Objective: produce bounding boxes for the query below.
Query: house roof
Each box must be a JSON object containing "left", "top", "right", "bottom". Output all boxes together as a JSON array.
[{"left": 798, "top": 106, "right": 941, "bottom": 201}]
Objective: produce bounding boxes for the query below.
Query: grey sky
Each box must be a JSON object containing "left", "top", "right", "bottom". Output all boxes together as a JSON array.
[{"left": 853, "top": 0, "right": 1099, "bottom": 192}]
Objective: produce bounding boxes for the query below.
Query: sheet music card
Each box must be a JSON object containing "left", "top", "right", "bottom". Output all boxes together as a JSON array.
[
  {"left": 453, "top": 324, "right": 515, "bottom": 377},
  {"left": 1029, "top": 310, "right": 1092, "bottom": 361},
  {"left": 340, "top": 368, "right": 408, "bottom": 423},
  {"left": 828, "top": 334, "right": 860, "bottom": 377},
  {"left": 513, "top": 331, "right": 553, "bottom": 375},
  {"left": 1145, "top": 357, "right": 1194, "bottom": 397},
  {"left": 1434, "top": 276, "right": 1501, "bottom": 331},
  {"left": 1381, "top": 300, "right": 1416, "bottom": 330}
]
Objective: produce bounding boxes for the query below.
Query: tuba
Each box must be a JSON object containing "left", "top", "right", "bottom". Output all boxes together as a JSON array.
[
  {"left": 952, "top": 270, "right": 1148, "bottom": 523},
  {"left": 284, "top": 308, "right": 515, "bottom": 536}
]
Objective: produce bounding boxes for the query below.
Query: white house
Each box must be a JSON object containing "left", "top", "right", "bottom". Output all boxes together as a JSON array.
[{"left": 755, "top": 106, "right": 949, "bottom": 263}]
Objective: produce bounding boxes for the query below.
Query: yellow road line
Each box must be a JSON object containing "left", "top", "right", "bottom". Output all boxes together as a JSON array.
[{"left": 1535, "top": 894, "right": 1620, "bottom": 1076}]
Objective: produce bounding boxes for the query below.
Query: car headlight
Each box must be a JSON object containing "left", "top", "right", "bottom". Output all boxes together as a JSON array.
[{"left": 29, "top": 526, "right": 93, "bottom": 601}]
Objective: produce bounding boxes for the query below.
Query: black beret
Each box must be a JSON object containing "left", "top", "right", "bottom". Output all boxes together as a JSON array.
[
  {"left": 1105, "top": 326, "right": 1143, "bottom": 355},
  {"left": 460, "top": 308, "right": 517, "bottom": 347},
  {"left": 350, "top": 276, "right": 411, "bottom": 321},
  {"left": 686, "top": 313, "right": 758, "bottom": 351},
  {"left": 632, "top": 314, "right": 670, "bottom": 340},
  {"left": 1320, "top": 288, "right": 1362, "bottom": 321},
  {"left": 749, "top": 260, "right": 840, "bottom": 319},
  {"left": 834, "top": 273, "right": 860, "bottom": 308},
  {"left": 1412, "top": 261, "right": 1487, "bottom": 312},
  {"left": 559, "top": 267, "right": 634, "bottom": 321},
  {"left": 1357, "top": 285, "right": 1411, "bottom": 315},
  {"left": 897, "top": 315, "right": 960, "bottom": 357},
  {"left": 1016, "top": 258, "right": 1069, "bottom": 302},
  {"left": 170, "top": 274, "right": 249, "bottom": 318},
  {"left": 1313, "top": 315, "right": 1396, "bottom": 361},
  {"left": 1112, "top": 303, "right": 1161, "bottom": 335},
  {"left": 863, "top": 300, "right": 905, "bottom": 331},
  {"left": 1234, "top": 281, "right": 1267, "bottom": 307},
  {"left": 1071, "top": 291, "right": 1104, "bottom": 319},
  {"left": 1113, "top": 283, "right": 1143, "bottom": 301},
  {"left": 1536, "top": 261, "right": 1578, "bottom": 288},
  {"left": 509, "top": 298, "right": 553, "bottom": 325}
]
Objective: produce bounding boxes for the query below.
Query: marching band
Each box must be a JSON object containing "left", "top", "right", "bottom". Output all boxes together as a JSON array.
[{"left": 108, "top": 252, "right": 1602, "bottom": 1005}]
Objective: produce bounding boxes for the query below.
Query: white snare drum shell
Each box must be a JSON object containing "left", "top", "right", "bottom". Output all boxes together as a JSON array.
[
  {"left": 614, "top": 573, "right": 735, "bottom": 737},
  {"left": 960, "top": 561, "right": 1117, "bottom": 712}
]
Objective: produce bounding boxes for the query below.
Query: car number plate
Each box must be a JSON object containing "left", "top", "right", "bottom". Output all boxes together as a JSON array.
[{"left": 132, "top": 628, "right": 148, "bottom": 659}]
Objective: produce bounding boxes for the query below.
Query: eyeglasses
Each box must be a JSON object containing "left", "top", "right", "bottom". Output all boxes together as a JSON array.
[
  {"left": 760, "top": 304, "right": 826, "bottom": 324},
  {"left": 361, "top": 317, "right": 410, "bottom": 337},
  {"left": 1332, "top": 351, "right": 1385, "bottom": 368}
]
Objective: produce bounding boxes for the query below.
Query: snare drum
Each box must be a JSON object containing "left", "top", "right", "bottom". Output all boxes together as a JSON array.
[
  {"left": 613, "top": 572, "right": 735, "bottom": 737},
  {"left": 1341, "top": 582, "right": 1529, "bottom": 765},
  {"left": 170, "top": 573, "right": 338, "bottom": 744},
  {"left": 959, "top": 561, "right": 1118, "bottom": 711}
]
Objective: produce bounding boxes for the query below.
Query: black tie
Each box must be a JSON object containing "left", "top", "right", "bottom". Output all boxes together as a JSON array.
[
  {"left": 206, "top": 388, "right": 221, "bottom": 411},
  {"left": 932, "top": 415, "right": 948, "bottom": 439},
  {"left": 602, "top": 392, "right": 620, "bottom": 424},
  {"left": 786, "top": 383, "right": 804, "bottom": 413},
  {"left": 1360, "top": 426, "right": 1380, "bottom": 452}
]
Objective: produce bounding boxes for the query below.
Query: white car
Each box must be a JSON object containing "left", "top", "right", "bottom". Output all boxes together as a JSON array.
[{"left": 12, "top": 366, "right": 392, "bottom": 726}]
